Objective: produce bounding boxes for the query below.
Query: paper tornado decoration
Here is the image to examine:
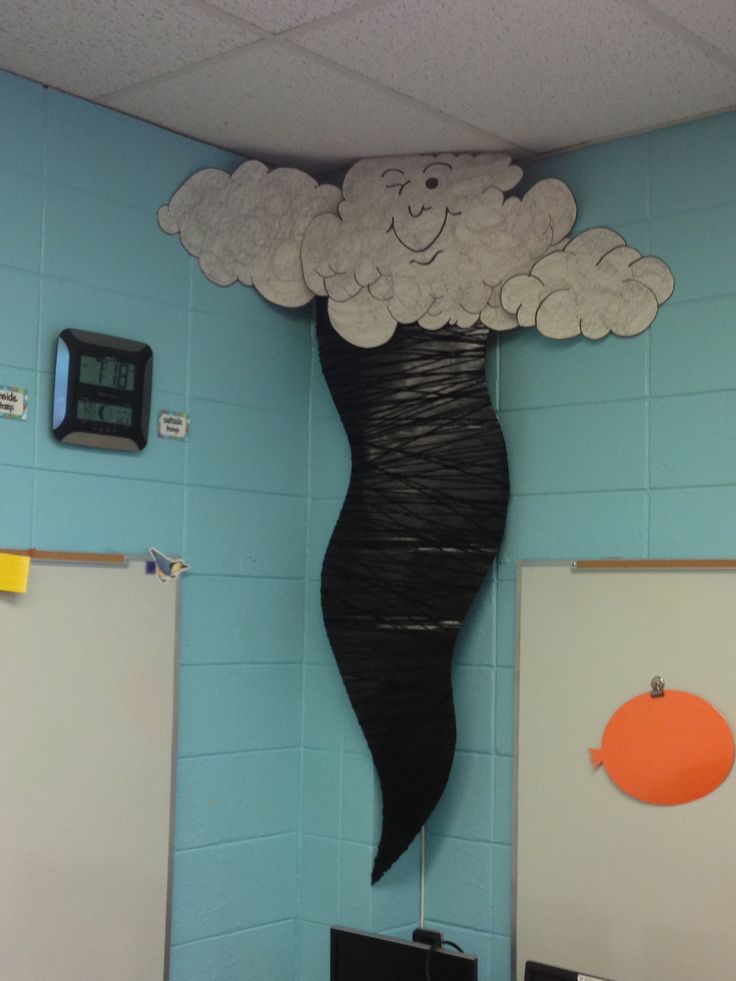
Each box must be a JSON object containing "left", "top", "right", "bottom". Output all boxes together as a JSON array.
[{"left": 159, "top": 152, "right": 674, "bottom": 881}]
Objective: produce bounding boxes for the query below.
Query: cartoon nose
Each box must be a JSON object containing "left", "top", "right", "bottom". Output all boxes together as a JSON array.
[
  {"left": 408, "top": 203, "right": 430, "bottom": 218},
  {"left": 425, "top": 177, "right": 439, "bottom": 189}
]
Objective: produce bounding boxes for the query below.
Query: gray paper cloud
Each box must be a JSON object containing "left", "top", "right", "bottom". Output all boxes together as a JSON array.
[
  {"left": 157, "top": 154, "right": 674, "bottom": 347},
  {"left": 158, "top": 160, "right": 341, "bottom": 308},
  {"left": 500, "top": 227, "right": 675, "bottom": 339},
  {"left": 300, "top": 152, "right": 577, "bottom": 347}
]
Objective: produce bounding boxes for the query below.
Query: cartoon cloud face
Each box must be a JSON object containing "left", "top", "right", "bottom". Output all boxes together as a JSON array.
[
  {"left": 375, "top": 155, "right": 503, "bottom": 255},
  {"left": 301, "top": 152, "right": 578, "bottom": 347},
  {"left": 159, "top": 152, "right": 673, "bottom": 350}
]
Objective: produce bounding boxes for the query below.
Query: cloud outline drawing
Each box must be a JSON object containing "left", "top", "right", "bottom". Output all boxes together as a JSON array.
[
  {"left": 158, "top": 152, "right": 674, "bottom": 347},
  {"left": 500, "top": 226, "right": 675, "bottom": 339},
  {"left": 157, "top": 159, "right": 341, "bottom": 308}
]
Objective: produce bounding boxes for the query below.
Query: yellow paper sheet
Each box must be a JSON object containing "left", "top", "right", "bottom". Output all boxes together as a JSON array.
[{"left": 0, "top": 552, "right": 30, "bottom": 593}]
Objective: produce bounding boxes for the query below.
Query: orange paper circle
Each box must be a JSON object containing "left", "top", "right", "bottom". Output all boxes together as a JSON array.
[{"left": 590, "top": 690, "right": 735, "bottom": 805}]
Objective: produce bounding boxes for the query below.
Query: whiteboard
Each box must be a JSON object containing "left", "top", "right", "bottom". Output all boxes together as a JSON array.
[
  {"left": 514, "top": 562, "right": 736, "bottom": 981},
  {"left": 0, "top": 558, "right": 179, "bottom": 981}
]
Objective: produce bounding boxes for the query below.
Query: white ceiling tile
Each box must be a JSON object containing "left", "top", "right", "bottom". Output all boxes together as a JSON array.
[
  {"left": 0, "top": 0, "right": 261, "bottom": 99},
  {"left": 1, "top": 0, "right": 735, "bottom": 169},
  {"left": 203, "top": 0, "right": 373, "bottom": 34},
  {"left": 643, "top": 0, "right": 736, "bottom": 61},
  {"left": 292, "top": 0, "right": 736, "bottom": 151},
  {"left": 102, "top": 41, "right": 519, "bottom": 171}
]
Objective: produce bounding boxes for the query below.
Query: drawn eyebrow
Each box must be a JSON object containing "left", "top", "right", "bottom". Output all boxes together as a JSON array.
[
  {"left": 380, "top": 167, "right": 405, "bottom": 178},
  {"left": 422, "top": 161, "right": 453, "bottom": 173}
]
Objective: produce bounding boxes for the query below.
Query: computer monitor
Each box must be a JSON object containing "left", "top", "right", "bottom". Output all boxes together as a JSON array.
[
  {"left": 330, "top": 926, "right": 478, "bottom": 981},
  {"left": 524, "top": 961, "right": 613, "bottom": 981}
]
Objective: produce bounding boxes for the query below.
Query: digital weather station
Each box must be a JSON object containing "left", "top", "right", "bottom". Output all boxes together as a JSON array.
[{"left": 52, "top": 328, "right": 153, "bottom": 451}]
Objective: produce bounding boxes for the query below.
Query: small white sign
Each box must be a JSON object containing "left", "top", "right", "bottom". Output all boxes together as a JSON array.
[
  {"left": 0, "top": 386, "right": 28, "bottom": 420},
  {"left": 158, "top": 410, "right": 190, "bottom": 440}
]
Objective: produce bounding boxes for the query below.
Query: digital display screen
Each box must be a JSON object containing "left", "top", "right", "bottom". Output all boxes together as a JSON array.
[
  {"left": 77, "top": 399, "right": 133, "bottom": 427},
  {"left": 79, "top": 354, "right": 136, "bottom": 392}
]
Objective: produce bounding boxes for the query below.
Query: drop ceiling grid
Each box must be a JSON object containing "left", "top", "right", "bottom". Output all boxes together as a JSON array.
[
  {"left": 0, "top": 0, "right": 263, "bottom": 100},
  {"left": 0, "top": 0, "right": 735, "bottom": 170},
  {"left": 102, "top": 41, "right": 521, "bottom": 171},
  {"left": 201, "top": 0, "right": 386, "bottom": 34},
  {"left": 290, "top": 0, "right": 736, "bottom": 152},
  {"left": 639, "top": 0, "right": 736, "bottom": 62}
]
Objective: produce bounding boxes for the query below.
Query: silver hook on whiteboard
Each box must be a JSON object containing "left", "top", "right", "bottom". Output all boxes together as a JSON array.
[{"left": 650, "top": 675, "right": 665, "bottom": 697}]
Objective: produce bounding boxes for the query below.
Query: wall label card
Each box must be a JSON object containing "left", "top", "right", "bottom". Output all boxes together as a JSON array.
[
  {"left": 158, "top": 410, "right": 189, "bottom": 440},
  {"left": 0, "top": 386, "right": 28, "bottom": 420}
]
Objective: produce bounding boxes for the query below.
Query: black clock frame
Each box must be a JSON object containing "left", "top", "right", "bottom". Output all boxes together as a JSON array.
[{"left": 52, "top": 328, "right": 153, "bottom": 452}]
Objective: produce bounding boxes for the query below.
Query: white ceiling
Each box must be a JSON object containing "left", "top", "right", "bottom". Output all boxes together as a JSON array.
[{"left": 1, "top": 0, "right": 736, "bottom": 174}]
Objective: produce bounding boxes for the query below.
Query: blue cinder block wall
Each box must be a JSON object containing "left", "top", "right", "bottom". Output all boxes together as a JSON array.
[
  {"left": 298, "top": 112, "right": 736, "bottom": 981},
  {"left": 4, "top": 64, "right": 736, "bottom": 981},
  {"left": 0, "top": 69, "right": 311, "bottom": 980}
]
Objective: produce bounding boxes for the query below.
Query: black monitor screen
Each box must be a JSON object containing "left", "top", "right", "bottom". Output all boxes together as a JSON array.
[
  {"left": 524, "top": 961, "right": 613, "bottom": 981},
  {"left": 331, "top": 927, "right": 478, "bottom": 981}
]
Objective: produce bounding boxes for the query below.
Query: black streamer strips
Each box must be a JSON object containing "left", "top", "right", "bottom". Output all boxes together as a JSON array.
[{"left": 317, "top": 301, "right": 510, "bottom": 882}]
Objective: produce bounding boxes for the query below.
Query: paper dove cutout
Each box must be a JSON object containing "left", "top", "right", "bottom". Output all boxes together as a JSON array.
[{"left": 148, "top": 548, "right": 190, "bottom": 583}]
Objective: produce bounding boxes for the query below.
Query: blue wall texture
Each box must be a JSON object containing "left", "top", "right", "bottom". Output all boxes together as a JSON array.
[
  {"left": 0, "top": 70, "right": 311, "bottom": 981},
  {"left": 3, "top": 65, "right": 736, "bottom": 981}
]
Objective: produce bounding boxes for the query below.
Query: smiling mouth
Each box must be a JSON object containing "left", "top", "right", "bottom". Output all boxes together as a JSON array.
[
  {"left": 387, "top": 208, "right": 460, "bottom": 253},
  {"left": 410, "top": 249, "right": 444, "bottom": 267}
]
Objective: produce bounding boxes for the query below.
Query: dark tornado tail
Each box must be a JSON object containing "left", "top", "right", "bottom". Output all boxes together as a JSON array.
[{"left": 317, "top": 303, "right": 509, "bottom": 882}]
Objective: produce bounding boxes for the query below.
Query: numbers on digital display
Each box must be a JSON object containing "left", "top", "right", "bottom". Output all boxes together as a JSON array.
[{"left": 79, "top": 355, "right": 136, "bottom": 392}]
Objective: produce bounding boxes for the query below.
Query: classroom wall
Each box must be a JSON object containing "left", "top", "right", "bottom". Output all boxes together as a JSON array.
[
  {"left": 4, "top": 62, "right": 736, "bottom": 981},
  {"left": 298, "top": 110, "right": 736, "bottom": 981},
  {"left": 0, "top": 69, "right": 312, "bottom": 981}
]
